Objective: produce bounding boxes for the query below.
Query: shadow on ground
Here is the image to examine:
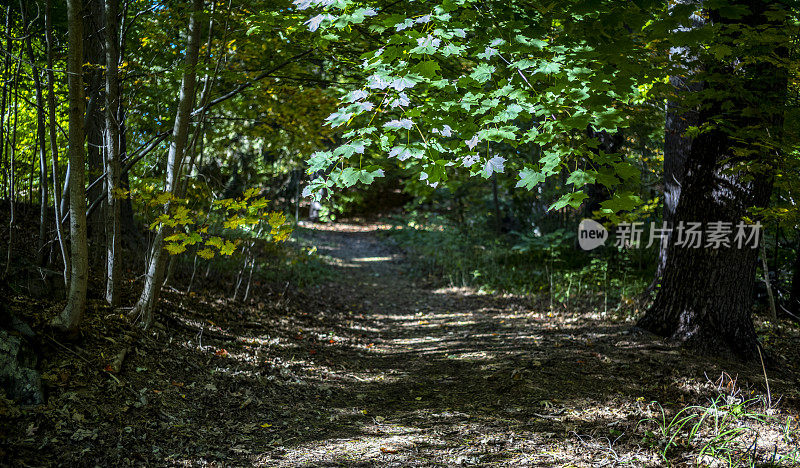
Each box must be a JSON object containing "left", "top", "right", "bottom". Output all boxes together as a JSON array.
[{"left": 3, "top": 221, "right": 799, "bottom": 467}]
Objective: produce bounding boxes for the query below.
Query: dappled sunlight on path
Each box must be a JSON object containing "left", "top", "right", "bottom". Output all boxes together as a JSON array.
[{"left": 240, "top": 221, "right": 800, "bottom": 467}]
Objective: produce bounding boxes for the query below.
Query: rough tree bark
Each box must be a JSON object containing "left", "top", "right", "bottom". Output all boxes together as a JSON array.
[
  {"left": 104, "top": 0, "right": 121, "bottom": 306},
  {"left": 129, "top": 0, "right": 204, "bottom": 328},
  {"left": 637, "top": 0, "right": 789, "bottom": 359},
  {"left": 649, "top": 3, "right": 704, "bottom": 290},
  {"left": 51, "top": 0, "right": 89, "bottom": 333}
]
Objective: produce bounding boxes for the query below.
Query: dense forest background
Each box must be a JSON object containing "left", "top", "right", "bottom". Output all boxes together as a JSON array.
[{"left": 1, "top": 0, "right": 800, "bottom": 466}]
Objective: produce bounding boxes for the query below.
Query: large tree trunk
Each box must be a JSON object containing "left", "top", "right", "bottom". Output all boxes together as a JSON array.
[
  {"left": 46, "top": 0, "right": 69, "bottom": 288},
  {"left": 52, "top": 0, "right": 89, "bottom": 333},
  {"left": 129, "top": 0, "right": 204, "bottom": 328},
  {"left": 104, "top": 0, "right": 121, "bottom": 306},
  {"left": 637, "top": 0, "right": 788, "bottom": 359},
  {"left": 650, "top": 2, "right": 704, "bottom": 290},
  {"left": 638, "top": 129, "right": 772, "bottom": 357}
]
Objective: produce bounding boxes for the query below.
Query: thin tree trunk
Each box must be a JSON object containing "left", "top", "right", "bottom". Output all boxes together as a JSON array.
[
  {"left": 116, "top": 0, "right": 137, "bottom": 246},
  {"left": 789, "top": 239, "right": 800, "bottom": 319},
  {"left": 83, "top": 0, "right": 107, "bottom": 259},
  {"left": 0, "top": 5, "right": 11, "bottom": 202},
  {"left": 186, "top": 250, "right": 199, "bottom": 293},
  {"left": 5, "top": 52, "right": 21, "bottom": 277},
  {"left": 243, "top": 247, "right": 257, "bottom": 302},
  {"left": 491, "top": 174, "right": 501, "bottom": 234},
  {"left": 118, "top": 109, "right": 137, "bottom": 245},
  {"left": 60, "top": 162, "right": 70, "bottom": 227},
  {"left": 232, "top": 244, "right": 251, "bottom": 301},
  {"left": 45, "top": 0, "right": 69, "bottom": 288},
  {"left": 51, "top": 0, "right": 89, "bottom": 333},
  {"left": 29, "top": 144, "right": 35, "bottom": 205},
  {"left": 760, "top": 241, "right": 777, "bottom": 321},
  {"left": 163, "top": 2, "right": 226, "bottom": 289},
  {"left": 129, "top": 0, "right": 204, "bottom": 328},
  {"left": 20, "top": 1, "right": 50, "bottom": 266},
  {"left": 104, "top": 0, "right": 121, "bottom": 306}
]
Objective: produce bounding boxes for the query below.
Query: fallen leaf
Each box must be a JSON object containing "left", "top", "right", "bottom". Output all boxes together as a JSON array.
[{"left": 380, "top": 447, "right": 399, "bottom": 454}]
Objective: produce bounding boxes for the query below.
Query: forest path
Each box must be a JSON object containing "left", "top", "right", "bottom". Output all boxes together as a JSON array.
[
  {"left": 9, "top": 221, "right": 795, "bottom": 467},
  {"left": 251, "top": 221, "right": 726, "bottom": 466}
]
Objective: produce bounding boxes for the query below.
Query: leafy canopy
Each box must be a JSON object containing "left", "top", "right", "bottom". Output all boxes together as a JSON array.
[{"left": 297, "top": 0, "right": 664, "bottom": 214}]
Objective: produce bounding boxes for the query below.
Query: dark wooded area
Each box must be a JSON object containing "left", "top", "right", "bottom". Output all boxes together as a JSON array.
[{"left": 1, "top": 0, "right": 799, "bottom": 465}]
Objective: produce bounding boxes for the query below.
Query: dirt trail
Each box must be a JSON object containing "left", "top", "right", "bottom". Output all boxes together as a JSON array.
[
  {"left": 4, "top": 221, "right": 799, "bottom": 467},
  {"left": 254, "top": 222, "right": 799, "bottom": 466}
]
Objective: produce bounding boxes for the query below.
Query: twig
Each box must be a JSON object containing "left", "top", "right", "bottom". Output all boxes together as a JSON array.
[
  {"left": 760, "top": 242, "right": 778, "bottom": 322},
  {"left": 44, "top": 334, "right": 91, "bottom": 363},
  {"left": 757, "top": 345, "right": 772, "bottom": 410}
]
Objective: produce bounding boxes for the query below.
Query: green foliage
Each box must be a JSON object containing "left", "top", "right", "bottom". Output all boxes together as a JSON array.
[
  {"left": 131, "top": 186, "right": 292, "bottom": 258},
  {"left": 385, "top": 211, "right": 650, "bottom": 309},
  {"left": 640, "top": 393, "right": 799, "bottom": 466},
  {"left": 297, "top": 0, "right": 663, "bottom": 211}
]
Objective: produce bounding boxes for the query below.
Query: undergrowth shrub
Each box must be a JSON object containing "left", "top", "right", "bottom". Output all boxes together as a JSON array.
[{"left": 384, "top": 212, "right": 651, "bottom": 312}]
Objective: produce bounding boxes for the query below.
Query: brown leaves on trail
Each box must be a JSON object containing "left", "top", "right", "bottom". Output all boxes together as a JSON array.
[{"left": 215, "top": 348, "right": 229, "bottom": 357}]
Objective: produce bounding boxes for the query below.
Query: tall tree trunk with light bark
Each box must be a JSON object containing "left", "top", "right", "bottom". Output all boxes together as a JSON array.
[
  {"left": 129, "top": 0, "right": 204, "bottom": 328},
  {"left": 52, "top": 0, "right": 89, "bottom": 333},
  {"left": 104, "top": 0, "right": 121, "bottom": 306}
]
